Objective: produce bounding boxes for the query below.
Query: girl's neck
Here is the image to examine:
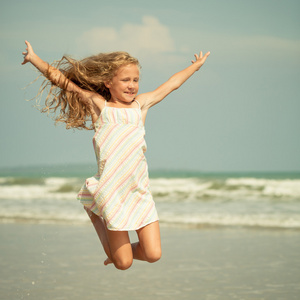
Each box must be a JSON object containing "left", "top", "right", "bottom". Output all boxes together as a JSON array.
[{"left": 107, "top": 98, "right": 136, "bottom": 108}]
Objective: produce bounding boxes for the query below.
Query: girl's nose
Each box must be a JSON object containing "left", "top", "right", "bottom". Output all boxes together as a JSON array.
[{"left": 128, "top": 81, "right": 134, "bottom": 88}]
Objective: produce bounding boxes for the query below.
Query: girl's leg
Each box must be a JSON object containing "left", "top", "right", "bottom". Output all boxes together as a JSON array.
[
  {"left": 85, "top": 207, "right": 161, "bottom": 269},
  {"left": 84, "top": 207, "right": 111, "bottom": 259},
  {"left": 133, "top": 221, "right": 162, "bottom": 263},
  {"left": 104, "top": 229, "right": 133, "bottom": 270},
  {"left": 105, "top": 221, "right": 161, "bottom": 267},
  {"left": 85, "top": 207, "right": 133, "bottom": 270}
]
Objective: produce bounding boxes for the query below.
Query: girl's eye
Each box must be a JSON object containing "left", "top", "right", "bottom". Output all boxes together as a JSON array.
[{"left": 121, "top": 79, "right": 139, "bottom": 82}]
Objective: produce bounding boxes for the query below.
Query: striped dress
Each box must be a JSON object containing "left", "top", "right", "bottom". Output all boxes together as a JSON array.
[{"left": 77, "top": 100, "right": 158, "bottom": 231}]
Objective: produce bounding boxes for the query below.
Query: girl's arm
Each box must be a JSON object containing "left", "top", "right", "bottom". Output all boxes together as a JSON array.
[
  {"left": 21, "top": 41, "right": 94, "bottom": 103},
  {"left": 22, "top": 41, "right": 104, "bottom": 122},
  {"left": 137, "top": 51, "right": 210, "bottom": 109}
]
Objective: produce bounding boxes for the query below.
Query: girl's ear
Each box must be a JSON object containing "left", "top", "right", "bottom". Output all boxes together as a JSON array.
[{"left": 104, "top": 81, "right": 111, "bottom": 89}]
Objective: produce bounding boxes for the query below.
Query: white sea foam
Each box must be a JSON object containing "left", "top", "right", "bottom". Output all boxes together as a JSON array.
[
  {"left": 0, "top": 176, "right": 300, "bottom": 228},
  {"left": 0, "top": 177, "right": 81, "bottom": 200},
  {"left": 150, "top": 177, "right": 300, "bottom": 201},
  {"left": 158, "top": 212, "right": 300, "bottom": 229},
  {"left": 1, "top": 176, "right": 299, "bottom": 201},
  {"left": 225, "top": 178, "right": 300, "bottom": 198}
]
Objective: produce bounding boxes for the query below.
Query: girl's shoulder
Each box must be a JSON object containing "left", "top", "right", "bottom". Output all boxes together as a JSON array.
[
  {"left": 79, "top": 90, "right": 106, "bottom": 121},
  {"left": 135, "top": 94, "right": 148, "bottom": 109},
  {"left": 90, "top": 93, "right": 106, "bottom": 112},
  {"left": 79, "top": 90, "right": 105, "bottom": 109}
]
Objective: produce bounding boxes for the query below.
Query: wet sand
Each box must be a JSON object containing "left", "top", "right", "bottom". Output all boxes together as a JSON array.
[{"left": 0, "top": 223, "right": 299, "bottom": 300}]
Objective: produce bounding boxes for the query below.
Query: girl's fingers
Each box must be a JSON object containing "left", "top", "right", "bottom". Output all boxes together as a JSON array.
[
  {"left": 192, "top": 50, "right": 210, "bottom": 64},
  {"left": 25, "top": 41, "right": 31, "bottom": 51},
  {"left": 22, "top": 41, "right": 32, "bottom": 65}
]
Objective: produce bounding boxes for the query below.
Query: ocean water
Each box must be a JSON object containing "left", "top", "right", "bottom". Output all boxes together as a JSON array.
[{"left": 0, "top": 165, "right": 300, "bottom": 229}]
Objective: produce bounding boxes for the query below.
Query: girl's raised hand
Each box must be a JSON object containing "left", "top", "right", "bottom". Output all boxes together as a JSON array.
[
  {"left": 21, "top": 40, "right": 34, "bottom": 65},
  {"left": 191, "top": 51, "right": 210, "bottom": 70}
]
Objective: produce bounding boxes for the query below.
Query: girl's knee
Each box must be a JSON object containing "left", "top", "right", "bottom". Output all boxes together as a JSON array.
[
  {"left": 114, "top": 259, "right": 132, "bottom": 270},
  {"left": 113, "top": 257, "right": 133, "bottom": 270},
  {"left": 145, "top": 248, "right": 162, "bottom": 263}
]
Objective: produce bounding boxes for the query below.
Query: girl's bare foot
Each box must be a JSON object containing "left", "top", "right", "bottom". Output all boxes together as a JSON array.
[{"left": 104, "top": 257, "right": 113, "bottom": 266}]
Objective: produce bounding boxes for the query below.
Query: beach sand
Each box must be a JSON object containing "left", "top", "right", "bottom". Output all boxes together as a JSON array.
[{"left": 0, "top": 223, "right": 299, "bottom": 300}]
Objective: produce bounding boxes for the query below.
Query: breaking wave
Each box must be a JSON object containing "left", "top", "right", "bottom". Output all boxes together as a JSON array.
[{"left": 1, "top": 176, "right": 300, "bottom": 228}]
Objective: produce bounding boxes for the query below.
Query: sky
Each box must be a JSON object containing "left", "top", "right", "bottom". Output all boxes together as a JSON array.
[{"left": 0, "top": 0, "right": 299, "bottom": 172}]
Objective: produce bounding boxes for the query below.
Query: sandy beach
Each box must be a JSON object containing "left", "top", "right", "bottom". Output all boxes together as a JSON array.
[{"left": 0, "top": 223, "right": 299, "bottom": 300}]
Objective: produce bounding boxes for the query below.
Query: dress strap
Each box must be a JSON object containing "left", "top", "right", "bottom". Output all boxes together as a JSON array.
[
  {"left": 104, "top": 100, "right": 107, "bottom": 107},
  {"left": 134, "top": 99, "right": 141, "bottom": 109}
]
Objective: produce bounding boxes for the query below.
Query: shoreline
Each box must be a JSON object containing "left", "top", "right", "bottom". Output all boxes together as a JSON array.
[
  {"left": 1, "top": 223, "right": 299, "bottom": 300},
  {"left": 2, "top": 217, "right": 300, "bottom": 232}
]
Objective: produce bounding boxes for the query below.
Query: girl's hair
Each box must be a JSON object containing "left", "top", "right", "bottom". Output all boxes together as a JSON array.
[{"left": 36, "top": 52, "right": 140, "bottom": 130}]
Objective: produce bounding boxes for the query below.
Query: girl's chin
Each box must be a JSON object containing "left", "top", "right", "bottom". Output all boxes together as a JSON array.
[
  {"left": 122, "top": 95, "right": 136, "bottom": 102},
  {"left": 112, "top": 97, "right": 135, "bottom": 104}
]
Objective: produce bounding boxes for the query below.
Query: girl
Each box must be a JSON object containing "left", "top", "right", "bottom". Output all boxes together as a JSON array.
[{"left": 22, "top": 41, "right": 210, "bottom": 270}]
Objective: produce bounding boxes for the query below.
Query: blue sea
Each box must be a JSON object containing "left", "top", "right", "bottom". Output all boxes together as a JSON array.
[{"left": 0, "top": 165, "right": 300, "bottom": 229}]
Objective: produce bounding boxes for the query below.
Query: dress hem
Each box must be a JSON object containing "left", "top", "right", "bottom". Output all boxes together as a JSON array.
[{"left": 106, "top": 218, "right": 159, "bottom": 232}]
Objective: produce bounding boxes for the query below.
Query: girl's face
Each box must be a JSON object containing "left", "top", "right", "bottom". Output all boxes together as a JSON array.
[{"left": 106, "top": 64, "right": 140, "bottom": 103}]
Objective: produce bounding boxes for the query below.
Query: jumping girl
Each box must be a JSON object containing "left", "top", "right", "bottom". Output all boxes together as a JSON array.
[{"left": 21, "top": 41, "right": 210, "bottom": 270}]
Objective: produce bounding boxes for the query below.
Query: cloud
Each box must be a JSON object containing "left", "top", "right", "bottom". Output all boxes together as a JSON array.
[
  {"left": 236, "top": 36, "right": 300, "bottom": 62},
  {"left": 76, "top": 16, "right": 186, "bottom": 69},
  {"left": 194, "top": 32, "right": 300, "bottom": 66}
]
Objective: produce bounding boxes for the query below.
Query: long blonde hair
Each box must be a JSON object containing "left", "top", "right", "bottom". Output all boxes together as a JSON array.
[{"left": 36, "top": 51, "right": 140, "bottom": 130}]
